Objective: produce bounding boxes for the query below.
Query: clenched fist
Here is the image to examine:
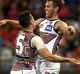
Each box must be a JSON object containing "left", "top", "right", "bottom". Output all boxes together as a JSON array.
[{"left": 67, "top": 26, "right": 76, "bottom": 35}]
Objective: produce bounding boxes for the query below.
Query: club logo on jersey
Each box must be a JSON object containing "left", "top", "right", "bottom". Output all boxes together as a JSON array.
[
  {"left": 40, "top": 24, "right": 43, "bottom": 28},
  {"left": 45, "top": 25, "right": 52, "bottom": 32}
]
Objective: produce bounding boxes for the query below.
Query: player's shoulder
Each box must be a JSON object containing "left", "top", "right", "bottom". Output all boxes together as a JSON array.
[
  {"left": 55, "top": 19, "right": 68, "bottom": 27},
  {"left": 31, "top": 35, "right": 43, "bottom": 44},
  {"left": 18, "top": 30, "right": 25, "bottom": 35},
  {"left": 54, "top": 20, "right": 68, "bottom": 32},
  {"left": 57, "top": 20, "right": 67, "bottom": 25},
  {"left": 32, "top": 35, "right": 42, "bottom": 40}
]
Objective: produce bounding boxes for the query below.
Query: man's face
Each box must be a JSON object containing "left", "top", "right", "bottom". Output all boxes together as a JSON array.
[
  {"left": 30, "top": 14, "right": 36, "bottom": 29},
  {"left": 45, "top": 1, "right": 55, "bottom": 18}
]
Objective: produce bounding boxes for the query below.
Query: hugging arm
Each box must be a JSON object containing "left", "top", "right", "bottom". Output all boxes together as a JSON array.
[{"left": 31, "top": 36, "right": 80, "bottom": 65}]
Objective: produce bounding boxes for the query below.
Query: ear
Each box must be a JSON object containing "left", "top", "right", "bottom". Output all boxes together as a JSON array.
[{"left": 55, "top": 7, "right": 59, "bottom": 12}]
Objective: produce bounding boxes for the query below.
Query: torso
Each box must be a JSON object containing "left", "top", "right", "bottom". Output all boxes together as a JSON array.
[
  {"left": 36, "top": 19, "right": 62, "bottom": 72},
  {"left": 39, "top": 19, "right": 62, "bottom": 53},
  {"left": 12, "top": 30, "right": 37, "bottom": 71}
]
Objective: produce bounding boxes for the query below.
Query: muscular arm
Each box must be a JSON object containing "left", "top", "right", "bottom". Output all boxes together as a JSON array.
[
  {"left": 38, "top": 48, "right": 68, "bottom": 62},
  {"left": 4, "top": 19, "right": 21, "bottom": 28},
  {"left": 0, "top": 18, "right": 44, "bottom": 28},
  {"left": 31, "top": 36, "right": 79, "bottom": 64},
  {"left": 54, "top": 20, "right": 76, "bottom": 41},
  {"left": 7, "top": 19, "right": 21, "bottom": 28},
  {"left": 0, "top": 19, "right": 21, "bottom": 28}
]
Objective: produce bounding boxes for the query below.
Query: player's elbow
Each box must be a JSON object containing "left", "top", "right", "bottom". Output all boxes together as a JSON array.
[
  {"left": 42, "top": 53, "right": 50, "bottom": 60},
  {"left": 38, "top": 48, "right": 54, "bottom": 61},
  {"left": 41, "top": 52, "right": 54, "bottom": 62}
]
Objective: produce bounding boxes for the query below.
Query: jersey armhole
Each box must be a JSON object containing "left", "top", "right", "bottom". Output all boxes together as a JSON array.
[
  {"left": 29, "top": 35, "right": 36, "bottom": 49},
  {"left": 53, "top": 20, "right": 63, "bottom": 35}
]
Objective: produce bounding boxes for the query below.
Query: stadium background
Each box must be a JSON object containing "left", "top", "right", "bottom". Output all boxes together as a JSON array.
[{"left": 0, "top": 0, "right": 80, "bottom": 74}]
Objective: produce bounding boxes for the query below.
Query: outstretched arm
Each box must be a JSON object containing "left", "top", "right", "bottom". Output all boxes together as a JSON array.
[
  {"left": 38, "top": 48, "right": 80, "bottom": 65},
  {"left": 0, "top": 19, "right": 21, "bottom": 28},
  {"left": 31, "top": 36, "right": 80, "bottom": 65},
  {"left": 0, "top": 18, "right": 44, "bottom": 28}
]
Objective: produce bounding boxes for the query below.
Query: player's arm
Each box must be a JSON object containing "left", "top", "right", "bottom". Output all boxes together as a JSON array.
[
  {"left": 31, "top": 36, "right": 80, "bottom": 65},
  {"left": 34, "top": 18, "right": 45, "bottom": 35},
  {"left": 0, "top": 19, "right": 21, "bottom": 28},
  {"left": 35, "top": 18, "right": 45, "bottom": 26},
  {"left": 0, "top": 18, "right": 44, "bottom": 28},
  {"left": 54, "top": 20, "right": 76, "bottom": 41}
]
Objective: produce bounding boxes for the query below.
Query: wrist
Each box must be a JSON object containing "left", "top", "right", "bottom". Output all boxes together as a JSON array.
[
  {"left": 4, "top": 19, "right": 8, "bottom": 24},
  {"left": 64, "top": 58, "right": 70, "bottom": 62}
]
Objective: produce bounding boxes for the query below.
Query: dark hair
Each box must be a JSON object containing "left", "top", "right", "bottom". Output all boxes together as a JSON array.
[
  {"left": 18, "top": 11, "right": 31, "bottom": 28},
  {"left": 46, "top": 0, "right": 64, "bottom": 12}
]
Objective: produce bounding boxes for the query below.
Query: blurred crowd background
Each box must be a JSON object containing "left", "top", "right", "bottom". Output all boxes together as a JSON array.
[{"left": 0, "top": 0, "right": 80, "bottom": 74}]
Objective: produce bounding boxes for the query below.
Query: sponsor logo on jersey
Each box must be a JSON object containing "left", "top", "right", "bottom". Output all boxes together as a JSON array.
[{"left": 45, "top": 25, "right": 52, "bottom": 32}]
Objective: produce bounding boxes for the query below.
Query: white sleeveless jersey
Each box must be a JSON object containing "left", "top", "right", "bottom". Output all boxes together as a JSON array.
[
  {"left": 36, "top": 19, "right": 61, "bottom": 73},
  {"left": 40, "top": 19, "right": 61, "bottom": 54}
]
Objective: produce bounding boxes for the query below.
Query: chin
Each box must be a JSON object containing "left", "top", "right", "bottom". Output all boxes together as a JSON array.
[
  {"left": 46, "top": 14, "right": 50, "bottom": 18},
  {"left": 46, "top": 15, "right": 49, "bottom": 18}
]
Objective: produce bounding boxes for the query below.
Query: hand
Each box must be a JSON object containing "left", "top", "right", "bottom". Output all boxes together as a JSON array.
[
  {"left": 67, "top": 26, "right": 76, "bottom": 35},
  {"left": 68, "top": 58, "right": 80, "bottom": 65},
  {"left": 0, "top": 19, "right": 7, "bottom": 26}
]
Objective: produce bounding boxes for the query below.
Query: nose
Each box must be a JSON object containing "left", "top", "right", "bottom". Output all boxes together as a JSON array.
[
  {"left": 45, "top": 8, "right": 46, "bottom": 11},
  {"left": 45, "top": 5, "right": 47, "bottom": 10},
  {"left": 45, "top": 6, "right": 47, "bottom": 11}
]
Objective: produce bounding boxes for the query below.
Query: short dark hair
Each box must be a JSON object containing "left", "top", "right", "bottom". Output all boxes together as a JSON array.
[
  {"left": 46, "top": 0, "right": 64, "bottom": 12},
  {"left": 18, "top": 11, "right": 31, "bottom": 28}
]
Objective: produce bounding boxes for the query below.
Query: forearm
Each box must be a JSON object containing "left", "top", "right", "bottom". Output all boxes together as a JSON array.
[
  {"left": 46, "top": 54, "right": 69, "bottom": 62},
  {"left": 38, "top": 48, "right": 79, "bottom": 64},
  {"left": 47, "top": 54, "right": 80, "bottom": 65},
  {"left": 6, "top": 19, "right": 21, "bottom": 28},
  {"left": 38, "top": 48, "right": 69, "bottom": 62},
  {"left": 63, "top": 34, "right": 75, "bottom": 41},
  {"left": 35, "top": 18, "right": 45, "bottom": 26}
]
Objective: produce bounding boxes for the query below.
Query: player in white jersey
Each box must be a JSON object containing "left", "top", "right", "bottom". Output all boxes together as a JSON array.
[
  {"left": 35, "top": 0, "right": 76, "bottom": 73},
  {"left": 36, "top": 19, "right": 61, "bottom": 74},
  {"left": 0, "top": 0, "right": 79, "bottom": 74}
]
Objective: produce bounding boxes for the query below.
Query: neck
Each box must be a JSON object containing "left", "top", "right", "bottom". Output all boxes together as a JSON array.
[
  {"left": 23, "top": 26, "right": 33, "bottom": 33},
  {"left": 47, "top": 13, "right": 58, "bottom": 21}
]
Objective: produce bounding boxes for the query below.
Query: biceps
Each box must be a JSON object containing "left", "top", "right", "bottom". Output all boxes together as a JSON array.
[{"left": 58, "top": 24, "right": 69, "bottom": 35}]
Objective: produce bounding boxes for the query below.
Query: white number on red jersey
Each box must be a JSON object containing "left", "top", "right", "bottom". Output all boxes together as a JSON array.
[{"left": 16, "top": 34, "right": 25, "bottom": 55}]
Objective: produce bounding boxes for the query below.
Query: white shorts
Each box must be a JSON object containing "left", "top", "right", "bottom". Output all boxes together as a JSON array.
[
  {"left": 41, "top": 69, "right": 60, "bottom": 74},
  {"left": 36, "top": 59, "right": 60, "bottom": 74},
  {"left": 10, "top": 69, "right": 36, "bottom": 74}
]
